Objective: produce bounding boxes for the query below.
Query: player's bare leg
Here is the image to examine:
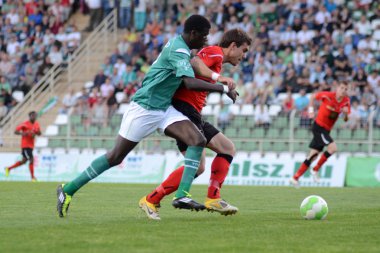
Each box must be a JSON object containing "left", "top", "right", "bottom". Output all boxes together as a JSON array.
[
  {"left": 311, "top": 142, "right": 337, "bottom": 182},
  {"left": 291, "top": 149, "right": 320, "bottom": 188}
]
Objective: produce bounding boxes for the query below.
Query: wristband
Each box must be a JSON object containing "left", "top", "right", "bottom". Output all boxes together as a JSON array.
[
  {"left": 223, "top": 85, "right": 229, "bottom": 93},
  {"left": 211, "top": 72, "right": 220, "bottom": 81},
  {"left": 308, "top": 106, "right": 314, "bottom": 114}
]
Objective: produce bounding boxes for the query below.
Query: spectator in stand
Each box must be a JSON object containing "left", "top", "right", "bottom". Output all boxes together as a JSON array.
[
  {"left": 282, "top": 91, "right": 295, "bottom": 116},
  {"left": 295, "top": 89, "right": 311, "bottom": 128},
  {"left": 119, "top": 0, "right": 132, "bottom": 29},
  {"left": 344, "top": 100, "right": 360, "bottom": 130},
  {"left": 280, "top": 68, "right": 298, "bottom": 93},
  {"left": 19, "top": 66, "right": 36, "bottom": 95},
  {"left": 48, "top": 45, "right": 63, "bottom": 65},
  {"left": 355, "top": 15, "right": 372, "bottom": 36},
  {"left": 217, "top": 101, "right": 234, "bottom": 133},
  {"left": 100, "top": 77, "right": 114, "bottom": 100},
  {"left": 254, "top": 103, "right": 271, "bottom": 129},
  {"left": 297, "top": 68, "right": 312, "bottom": 92},
  {"left": 134, "top": 0, "right": 147, "bottom": 32},
  {"left": 358, "top": 99, "right": 369, "bottom": 129},
  {"left": 85, "top": 0, "right": 102, "bottom": 32},
  {"left": 353, "top": 68, "right": 368, "bottom": 93},
  {"left": 293, "top": 46, "right": 306, "bottom": 75},
  {"left": 367, "top": 71, "right": 380, "bottom": 91},
  {"left": 373, "top": 100, "right": 380, "bottom": 128},
  {"left": 61, "top": 89, "right": 78, "bottom": 114},
  {"left": 0, "top": 99, "right": 8, "bottom": 121},
  {"left": 93, "top": 69, "right": 107, "bottom": 88}
]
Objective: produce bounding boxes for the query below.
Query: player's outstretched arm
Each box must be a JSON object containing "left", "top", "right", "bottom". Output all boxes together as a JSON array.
[
  {"left": 342, "top": 107, "right": 349, "bottom": 121},
  {"left": 182, "top": 76, "right": 238, "bottom": 103},
  {"left": 308, "top": 93, "right": 316, "bottom": 118},
  {"left": 190, "top": 57, "right": 236, "bottom": 90}
]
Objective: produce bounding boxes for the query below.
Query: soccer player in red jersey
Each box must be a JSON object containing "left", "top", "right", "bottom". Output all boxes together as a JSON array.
[
  {"left": 139, "top": 29, "right": 252, "bottom": 219},
  {"left": 291, "top": 82, "right": 350, "bottom": 188},
  {"left": 5, "top": 111, "right": 41, "bottom": 181}
]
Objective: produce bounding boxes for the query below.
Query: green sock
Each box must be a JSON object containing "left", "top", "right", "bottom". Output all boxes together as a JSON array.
[
  {"left": 63, "top": 155, "right": 110, "bottom": 196},
  {"left": 175, "top": 146, "right": 203, "bottom": 198}
]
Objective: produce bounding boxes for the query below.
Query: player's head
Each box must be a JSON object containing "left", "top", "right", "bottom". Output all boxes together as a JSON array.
[
  {"left": 29, "top": 111, "right": 37, "bottom": 123},
  {"left": 183, "top": 15, "right": 211, "bottom": 49},
  {"left": 336, "top": 81, "right": 348, "bottom": 98},
  {"left": 219, "top": 29, "right": 252, "bottom": 66}
]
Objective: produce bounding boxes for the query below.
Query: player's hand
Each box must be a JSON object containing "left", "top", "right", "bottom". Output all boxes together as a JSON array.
[
  {"left": 227, "top": 90, "right": 239, "bottom": 104},
  {"left": 217, "top": 76, "right": 236, "bottom": 90},
  {"left": 22, "top": 131, "right": 32, "bottom": 136},
  {"left": 308, "top": 106, "right": 315, "bottom": 119},
  {"left": 342, "top": 106, "right": 349, "bottom": 114}
]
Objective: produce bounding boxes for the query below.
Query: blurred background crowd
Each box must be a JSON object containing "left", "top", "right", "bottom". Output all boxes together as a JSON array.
[{"left": 1, "top": 0, "right": 380, "bottom": 130}]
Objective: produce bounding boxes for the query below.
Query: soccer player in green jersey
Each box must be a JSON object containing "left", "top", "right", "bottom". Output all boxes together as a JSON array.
[{"left": 56, "top": 15, "right": 239, "bottom": 218}]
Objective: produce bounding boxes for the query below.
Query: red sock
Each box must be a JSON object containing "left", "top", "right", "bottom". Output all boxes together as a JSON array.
[
  {"left": 313, "top": 153, "right": 329, "bottom": 172},
  {"left": 207, "top": 155, "right": 231, "bottom": 199},
  {"left": 147, "top": 166, "right": 184, "bottom": 204},
  {"left": 29, "top": 163, "right": 35, "bottom": 179},
  {"left": 8, "top": 161, "right": 23, "bottom": 170},
  {"left": 294, "top": 162, "right": 310, "bottom": 180}
]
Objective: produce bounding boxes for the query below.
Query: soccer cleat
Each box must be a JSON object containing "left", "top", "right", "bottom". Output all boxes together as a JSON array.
[
  {"left": 31, "top": 177, "right": 37, "bottom": 182},
  {"left": 172, "top": 196, "right": 206, "bottom": 211},
  {"left": 138, "top": 196, "right": 161, "bottom": 220},
  {"left": 4, "top": 167, "right": 9, "bottom": 177},
  {"left": 204, "top": 198, "right": 238, "bottom": 216},
  {"left": 290, "top": 177, "right": 300, "bottom": 189},
  {"left": 310, "top": 169, "right": 320, "bottom": 183},
  {"left": 56, "top": 184, "right": 72, "bottom": 218}
]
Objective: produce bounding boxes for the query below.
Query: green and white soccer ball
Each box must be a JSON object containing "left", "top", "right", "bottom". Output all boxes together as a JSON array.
[{"left": 300, "top": 195, "right": 328, "bottom": 220}]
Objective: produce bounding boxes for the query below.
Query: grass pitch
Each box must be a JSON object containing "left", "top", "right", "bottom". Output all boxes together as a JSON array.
[{"left": 0, "top": 182, "right": 379, "bottom": 253}]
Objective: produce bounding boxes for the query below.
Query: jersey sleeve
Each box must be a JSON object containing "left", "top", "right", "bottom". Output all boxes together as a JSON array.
[
  {"left": 314, "top": 91, "right": 332, "bottom": 102},
  {"left": 168, "top": 48, "right": 195, "bottom": 78},
  {"left": 197, "top": 46, "right": 223, "bottom": 68},
  {"left": 35, "top": 122, "right": 41, "bottom": 132},
  {"left": 15, "top": 123, "right": 25, "bottom": 132}
]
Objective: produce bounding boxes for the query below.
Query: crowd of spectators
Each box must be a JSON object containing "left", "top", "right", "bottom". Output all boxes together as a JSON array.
[
  {"left": 0, "top": 0, "right": 79, "bottom": 121},
  {"left": 63, "top": 0, "right": 380, "bottom": 130}
]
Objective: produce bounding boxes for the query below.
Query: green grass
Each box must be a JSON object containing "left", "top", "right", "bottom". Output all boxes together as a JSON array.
[{"left": 0, "top": 182, "right": 379, "bottom": 253}]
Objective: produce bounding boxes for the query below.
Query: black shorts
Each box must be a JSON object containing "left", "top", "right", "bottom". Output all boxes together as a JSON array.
[
  {"left": 21, "top": 148, "right": 34, "bottom": 160},
  {"left": 309, "top": 122, "right": 334, "bottom": 151},
  {"left": 172, "top": 99, "right": 219, "bottom": 152}
]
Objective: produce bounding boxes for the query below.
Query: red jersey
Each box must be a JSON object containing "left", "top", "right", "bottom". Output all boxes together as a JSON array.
[
  {"left": 173, "top": 46, "right": 224, "bottom": 112},
  {"left": 315, "top": 92, "right": 350, "bottom": 131},
  {"left": 15, "top": 120, "right": 40, "bottom": 149}
]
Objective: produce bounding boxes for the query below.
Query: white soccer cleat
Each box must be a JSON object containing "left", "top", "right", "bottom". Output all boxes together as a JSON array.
[
  {"left": 310, "top": 169, "right": 320, "bottom": 183},
  {"left": 290, "top": 177, "right": 300, "bottom": 189}
]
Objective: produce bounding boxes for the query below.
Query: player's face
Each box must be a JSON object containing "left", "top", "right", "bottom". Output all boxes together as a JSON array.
[
  {"left": 29, "top": 113, "right": 37, "bottom": 123},
  {"left": 190, "top": 29, "right": 209, "bottom": 49},
  {"left": 337, "top": 84, "right": 348, "bottom": 98},
  {"left": 228, "top": 42, "right": 249, "bottom": 66}
]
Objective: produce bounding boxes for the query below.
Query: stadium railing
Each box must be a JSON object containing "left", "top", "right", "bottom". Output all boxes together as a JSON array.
[
  {"left": 0, "top": 9, "right": 118, "bottom": 150},
  {"left": 31, "top": 103, "right": 380, "bottom": 155}
]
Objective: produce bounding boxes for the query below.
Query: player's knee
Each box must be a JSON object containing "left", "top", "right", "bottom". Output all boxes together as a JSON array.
[
  {"left": 327, "top": 143, "right": 337, "bottom": 154},
  {"left": 106, "top": 150, "right": 124, "bottom": 167},
  {"left": 228, "top": 142, "right": 236, "bottom": 157},
  {"left": 196, "top": 163, "right": 205, "bottom": 176},
  {"left": 188, "top": 133, "right": 206, "bottom": 147}
]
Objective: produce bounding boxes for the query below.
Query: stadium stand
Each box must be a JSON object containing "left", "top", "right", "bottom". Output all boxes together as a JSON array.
[{"left": 1, "top": 0, "right": 380, "bottom": 154}]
